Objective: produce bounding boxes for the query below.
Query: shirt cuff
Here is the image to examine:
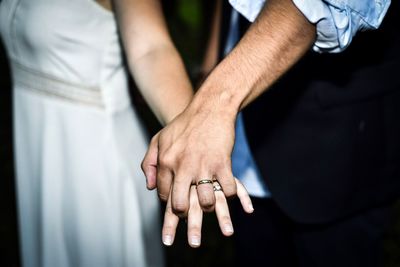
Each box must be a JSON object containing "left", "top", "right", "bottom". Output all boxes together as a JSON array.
[
  {"left": 229, "top": 0, "right": 391, "bottom": 53},
  {"left": 293, "top": 0, "right": 391, "bottom": 53}
]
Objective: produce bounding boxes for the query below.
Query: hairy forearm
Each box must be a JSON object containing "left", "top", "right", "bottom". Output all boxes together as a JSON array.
[
  {"left": 192, "top": 0, "right": 316, "bottom": 116},
  {"left": 113, "top": 0, "right": 193, "bottom": 125}
]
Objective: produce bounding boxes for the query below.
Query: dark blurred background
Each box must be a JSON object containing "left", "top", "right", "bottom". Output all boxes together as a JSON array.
[{"left": 1, "top": 1, "right": 400, "bottom": 266}]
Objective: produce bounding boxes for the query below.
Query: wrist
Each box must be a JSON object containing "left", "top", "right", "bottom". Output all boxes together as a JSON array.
[
  {"left": 190, "top": 83, "right": 240, "bottom": 122},
  {"left": 163, "top": 92, "right": 193, "bottom": 125},
  {"left": 191, "top": 61, "right": 249, "bottom": 121}
]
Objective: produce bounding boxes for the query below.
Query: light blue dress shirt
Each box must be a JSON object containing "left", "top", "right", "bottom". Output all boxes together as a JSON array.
[
  {"left": 226, "top": 10, "right": 271, "bottom": 198},
  {"left": 229, "top": 0, "right": 391, "bottom": 197},
  {"left": 229, "top": 0, "right": 391, "bottom": 52}
]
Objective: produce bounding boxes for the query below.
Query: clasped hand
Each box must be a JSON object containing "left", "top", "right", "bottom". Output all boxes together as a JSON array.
[{"left": 142, "top": 99, "right": 253, "bottom": 247}]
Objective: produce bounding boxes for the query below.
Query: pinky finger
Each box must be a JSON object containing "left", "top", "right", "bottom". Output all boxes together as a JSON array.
[{"left": 235, "top": 178, "right": 254, "bottom": 214}]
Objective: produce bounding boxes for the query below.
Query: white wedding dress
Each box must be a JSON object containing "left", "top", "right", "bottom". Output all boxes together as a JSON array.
[{"left": 0, "top": 0, "right": 164, "bottom": 266}]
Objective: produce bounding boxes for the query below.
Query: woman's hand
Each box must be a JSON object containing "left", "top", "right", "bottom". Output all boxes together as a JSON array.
[{"left": 161, "top": 178, "right": 253, "bottom": 248}]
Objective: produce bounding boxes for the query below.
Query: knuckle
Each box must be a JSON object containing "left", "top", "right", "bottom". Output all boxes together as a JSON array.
[
  {"left": 202, "top": 206, "right": 215, "bottom": 213},
  {"left": 211, "top": 159, "right": 226, "bottom": 171},
  {"left": 172, "top": 202, "right": 189, "bottom": 215},
  {"left": 159, "top": 151, "right": 175, "bottom": 168},
  {"left": 188, "top": 226, "right": 201, "bottom": 234},
  {"left": 198, "top": 196, "right": 215, "bottom": 210},
  {"left": 158, "top": 192, "right": 169, "bottom": 202},
  {"left": 162, "top": 224, "right": 175, "bottom": 233}
]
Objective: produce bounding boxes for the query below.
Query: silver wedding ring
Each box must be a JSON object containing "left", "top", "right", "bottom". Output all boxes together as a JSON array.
[{"left": 213, "top": 181, "right": 223, "bottom": 192}]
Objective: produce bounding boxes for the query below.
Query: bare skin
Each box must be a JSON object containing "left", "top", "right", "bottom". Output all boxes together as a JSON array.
[
  {"left": 162, "top": 178, "right": 253, "bottom": 247},
  {"left": 142, "top": 0, "right": 316, "bottom": 223},
  {"left": 112, "top": 0, "right": 253, "bottom": 247}
]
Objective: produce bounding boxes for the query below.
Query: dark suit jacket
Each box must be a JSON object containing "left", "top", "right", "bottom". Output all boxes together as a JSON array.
[{"left": 221, "top": 1, "right": 400, "bottom": 223}]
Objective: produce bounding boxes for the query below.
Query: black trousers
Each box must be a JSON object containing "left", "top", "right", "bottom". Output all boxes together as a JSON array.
[{"left": 232, "top": 198, "right": 391, "bottom": 267}]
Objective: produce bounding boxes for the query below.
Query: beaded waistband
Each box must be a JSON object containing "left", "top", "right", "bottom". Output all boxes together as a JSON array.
[{"left": 11, "top": 61, "right": 104, "bottom": 108}]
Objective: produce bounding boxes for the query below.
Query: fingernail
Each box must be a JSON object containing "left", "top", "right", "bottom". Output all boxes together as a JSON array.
[
  {"left": 190, "top": 236, "right": 200, "bottom": 246},
  {"left": 224, "top": 224, "right": 234, "bottom": 234},
  {"left": 163, "top": 235, "right": 173, "bottom": 246},
  {"left": 248, "top": 203, "right": 254, "bottom": 212}
]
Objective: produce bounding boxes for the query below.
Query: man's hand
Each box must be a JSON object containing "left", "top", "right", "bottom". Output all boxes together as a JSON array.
[
  {"left": 142, "top": 96, "right": 239, "bottom": 215},
  {"left": 143, "top": 0, "right": 315, "bottom": 220}
]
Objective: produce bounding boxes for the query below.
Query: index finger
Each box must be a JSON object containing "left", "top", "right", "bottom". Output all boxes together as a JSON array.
[
  {"left": 141, "top": 133, "right": 159, "bottom": 190},
  {"left": 162, "top": 191, "right": 179, "bottom": 246}
]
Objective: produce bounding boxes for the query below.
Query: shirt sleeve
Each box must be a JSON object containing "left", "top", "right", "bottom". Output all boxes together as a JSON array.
[{"left": 229, "top": 0, "right": 391, "bottom": 53}]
